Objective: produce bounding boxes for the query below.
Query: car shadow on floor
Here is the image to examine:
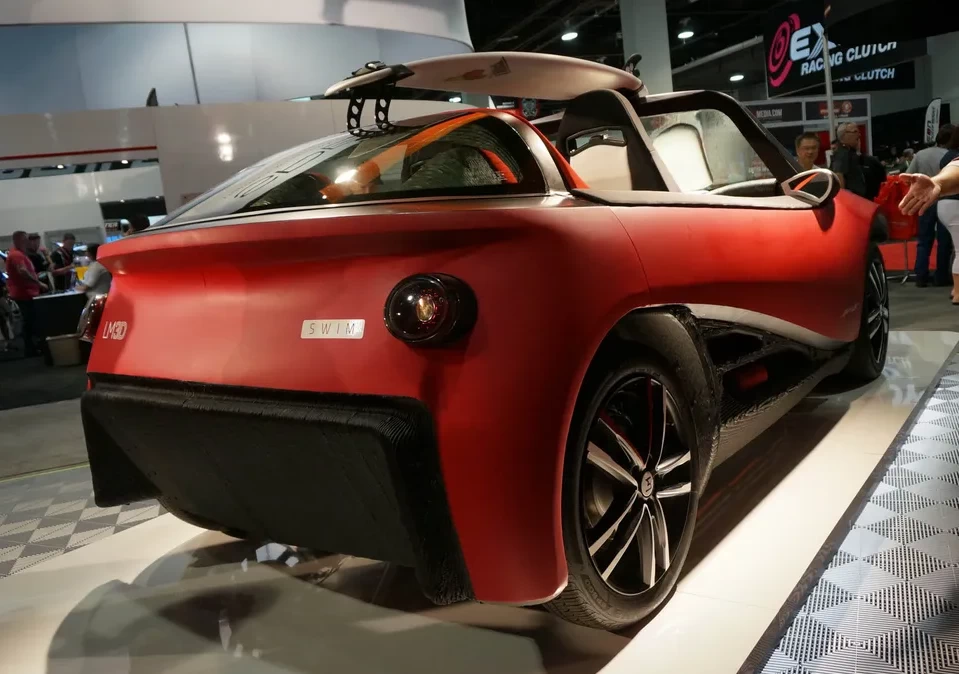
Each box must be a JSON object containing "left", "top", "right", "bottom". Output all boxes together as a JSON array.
[
  {"left": 680, "top": 382, "right": 871, "bottom": 581},
  {"left": 41, "top": 381, "right": 884, "bottom": 673},
  {"left": 46, "top": 536, "right": 631, "bottom": 674}
]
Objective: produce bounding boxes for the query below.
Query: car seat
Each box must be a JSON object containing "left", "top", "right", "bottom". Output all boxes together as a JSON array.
[{"left": 556, "top": 89, "right": 674, "bottom": 192}]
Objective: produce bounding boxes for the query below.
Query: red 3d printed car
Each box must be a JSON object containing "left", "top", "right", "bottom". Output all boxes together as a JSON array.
[{"left": 81, "top": 52, "right": 888, "bottom": 629}]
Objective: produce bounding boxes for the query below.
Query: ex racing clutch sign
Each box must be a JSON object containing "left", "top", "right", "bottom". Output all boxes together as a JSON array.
[{"left": 764, "top": 0, "right": 925, "bottom": 97}]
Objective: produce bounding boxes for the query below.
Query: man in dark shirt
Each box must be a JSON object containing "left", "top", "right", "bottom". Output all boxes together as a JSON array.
[
  {"left": 50, "top": 232, "right": 76, "bottom": 292},
  {"left": 861, "top": 153, "right": 887, "bottom": 201},
  {"left": 25, "top": 233, "right": 50, "bottom": 289},
  {"left": 830, "top": 123, "right": 868, "bottom": 198}
]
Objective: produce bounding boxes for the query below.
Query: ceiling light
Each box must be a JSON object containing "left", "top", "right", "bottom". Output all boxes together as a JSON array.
[
  {"left": 678, "top": 30, "right": 694, "bottom": 39},
  {"left": 449, "top": 95, "right": 462, "bottom": 103},
  {"left": 56, "top": 164, "right": 64, "bottom": 169},
  {"left": 561, "top": 31, "right": 578, "bottom": 41},
  {"left": 729, "top": 73, "right": 745, "bottom": 82},
  {"left": 216, "top": 132, "right": 231, "bottom": 144},
  {"left": 120, "top": 159, "right": 129, "bottom": 165}
]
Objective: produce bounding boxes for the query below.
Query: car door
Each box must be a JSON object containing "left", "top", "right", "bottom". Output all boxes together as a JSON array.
[{"left": 611, "top": 92, "right": 869, "bottom": 346}]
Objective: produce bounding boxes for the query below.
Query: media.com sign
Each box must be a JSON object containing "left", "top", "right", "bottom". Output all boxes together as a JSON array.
[{"left": 764, "top": 5, "right": 923, "bottom": 97}]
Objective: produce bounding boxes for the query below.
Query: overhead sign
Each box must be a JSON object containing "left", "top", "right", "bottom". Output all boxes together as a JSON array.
[
  {"left": 743, "top": 95, "right": 871, "bottom": 127},
  {"left": 834, "top": 63, "right": 914, "bottom": 92},
  {"left": 801, "top": 62, "right": 916, "bottom": 94},
  {"left": 764, "top": 0, "right": 926, "bottom": 97},
  {"left": 804, "top": 97, "right": 869, "bottom": 120},
  {"left": 746, "top": 101, "right": 804, "bottom": 124}
]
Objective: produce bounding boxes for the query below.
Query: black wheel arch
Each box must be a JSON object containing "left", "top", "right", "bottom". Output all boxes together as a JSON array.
[
  {"left": 870, "top": 210, "right": 889, "bottom": 243},
  {"left": 588, "top": 307, "right": 722, "bottom": 479}
]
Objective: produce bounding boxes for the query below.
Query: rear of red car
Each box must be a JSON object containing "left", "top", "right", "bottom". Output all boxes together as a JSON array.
[{"left": 80, "top": 110, "right": 649, "bottom": 605}]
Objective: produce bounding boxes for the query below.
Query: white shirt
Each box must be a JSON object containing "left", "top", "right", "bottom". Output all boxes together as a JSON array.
[{"left": 81, "top": 261, "right": 112, "bottom": 297}]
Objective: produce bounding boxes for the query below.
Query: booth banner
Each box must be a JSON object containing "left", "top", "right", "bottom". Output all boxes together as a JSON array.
[
  {"left": 924, "top": 98, "right": 942, "bottom": 145},
  {"left": 804, "top": 97, "right": 868, "bottom": 120},
  {"left": 764, "top": 0, "right": 926, "bottom": 97},
  {"left": 834, "top": 62, "right": 915, "bottom": 92},
  {"left": 799, "top": 62, "right": 916, "bottom": 95},
  {"left": 745, "top": 101, "right": 805, "bottom": 124}
]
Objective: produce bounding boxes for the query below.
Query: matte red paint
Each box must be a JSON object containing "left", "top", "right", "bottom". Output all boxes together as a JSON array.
[
  {"left": 90, "top": 199, "right": 649, "bottom": 603},
  {"left": 615, "top": 190, "right": 875, "bottom": 344},
  {"left": 86, "top": 116, "right": 878, "bottom": 604}
]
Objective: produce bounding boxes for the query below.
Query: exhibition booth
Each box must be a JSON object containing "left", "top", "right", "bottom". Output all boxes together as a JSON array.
[
  {"left": 744, "top": 94, "right": 873, "bottom": 164},
  {"left": 5, "top": 0, "right": 959, "bottom": 671}
]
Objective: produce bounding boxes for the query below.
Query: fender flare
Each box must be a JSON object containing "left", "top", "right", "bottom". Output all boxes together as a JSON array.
[
  {"left": 870, "top": 210, "right": 889, "bottom": 243},
  {"left": 597, "top": 307, "right": 722, "bottom": 480}
]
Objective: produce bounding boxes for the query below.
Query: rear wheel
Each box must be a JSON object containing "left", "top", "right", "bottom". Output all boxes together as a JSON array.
[
  {"left": 842, "top": 245, "right": 889, "bottom": 381},
  {"left": 546, "top": 353, "right": 704, "bottom": 629}
]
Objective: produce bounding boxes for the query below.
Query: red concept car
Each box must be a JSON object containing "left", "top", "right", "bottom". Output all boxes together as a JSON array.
[{"left": 81, "top": 52, "right": 889, "bottom": 629}]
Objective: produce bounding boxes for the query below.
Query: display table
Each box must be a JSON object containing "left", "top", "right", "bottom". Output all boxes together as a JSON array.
[{"left": 32, "top": 291, "right": 88, "bottom": 338}]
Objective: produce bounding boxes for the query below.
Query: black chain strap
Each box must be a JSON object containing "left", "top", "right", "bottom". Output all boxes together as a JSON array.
[{"left": 347, "top": 82, "right": 399, "bottom": 138}]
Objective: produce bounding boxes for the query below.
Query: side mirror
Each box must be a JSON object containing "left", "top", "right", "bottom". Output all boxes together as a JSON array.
[{"left": 781, "top": 168, "right": 840, "bottom": 206}]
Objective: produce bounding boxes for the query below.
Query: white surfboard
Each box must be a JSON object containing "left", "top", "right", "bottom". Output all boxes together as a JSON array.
[{"left": 325, "top": 52, "right": 644, "bottom": 102}]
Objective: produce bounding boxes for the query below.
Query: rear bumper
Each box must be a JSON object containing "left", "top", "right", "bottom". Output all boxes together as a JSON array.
[{"left": 81, "top": 376, "right": 472, "bottom": 604}]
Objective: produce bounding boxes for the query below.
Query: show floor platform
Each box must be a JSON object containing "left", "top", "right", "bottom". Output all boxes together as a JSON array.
[{"left": 1, "top": 330, "right": 957, "bottom": 674}]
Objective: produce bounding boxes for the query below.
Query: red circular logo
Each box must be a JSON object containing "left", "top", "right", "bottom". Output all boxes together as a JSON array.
[{"left": 768, "top": 13, "right": 800, "bottom": 89}]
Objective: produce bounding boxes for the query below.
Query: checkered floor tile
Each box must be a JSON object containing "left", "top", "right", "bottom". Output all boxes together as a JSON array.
[
  {"left": 760, "top": 354, "right": 959, "bottom": 674},
  {"left": 0, "top": 466, "right": 165, "bottom": 577}
]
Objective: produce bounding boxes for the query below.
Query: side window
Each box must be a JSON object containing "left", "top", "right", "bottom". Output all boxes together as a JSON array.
[{"left": 641, "top": 110, "right": 773, "bottom": 193}]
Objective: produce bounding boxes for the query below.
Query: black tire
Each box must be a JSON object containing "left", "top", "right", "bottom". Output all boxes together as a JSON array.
[
  {"left": 841, "top": 244, "right": 889, "bottom": 381},
  {"left": 545, "top": 350, "right": 707, "bottom": 630}
]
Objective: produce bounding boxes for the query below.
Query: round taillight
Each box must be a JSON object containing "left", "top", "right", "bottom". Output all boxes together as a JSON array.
[{"left": 384, "top": 274, "right": 477, "bottom": 345}]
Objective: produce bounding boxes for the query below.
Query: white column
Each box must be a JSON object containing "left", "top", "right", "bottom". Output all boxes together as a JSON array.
[{"left": 620, "top": 0, "right": 673, "bottom": 94}]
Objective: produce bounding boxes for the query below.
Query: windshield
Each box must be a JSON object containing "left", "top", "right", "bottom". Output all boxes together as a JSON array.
[{"left": 156, "top": 112, "right": 545, "bottom": 228}]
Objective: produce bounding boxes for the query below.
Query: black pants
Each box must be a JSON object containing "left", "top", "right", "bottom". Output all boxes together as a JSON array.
[
  {"left": 0, "top": 303, "right": 12, "bottom": 342},
  {"left": 914, "top": 202, "right": 953, "bottom": 284},
  {"left": 14, "top": 298, "right": 41, "bottom": 357}
]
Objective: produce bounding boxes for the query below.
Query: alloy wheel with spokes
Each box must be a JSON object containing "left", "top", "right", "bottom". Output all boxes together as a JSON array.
[
  {"left": 582, "top": 376, "right": 693, "bottom": 596},
  {"left": 842, "top": 245, "right": 890, "bottom": 381},
  {"left": 865, "top": 255, "right": 890, "bottom": 367}
]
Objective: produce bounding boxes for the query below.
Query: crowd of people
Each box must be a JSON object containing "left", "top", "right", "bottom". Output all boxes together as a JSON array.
[{"left": 0, "top": 215, "right": 149, "bottom": 357}]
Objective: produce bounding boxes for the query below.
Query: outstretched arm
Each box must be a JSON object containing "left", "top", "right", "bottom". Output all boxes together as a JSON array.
[{"left": 899, "top": 163, "right": 959, "bottom": 215}]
